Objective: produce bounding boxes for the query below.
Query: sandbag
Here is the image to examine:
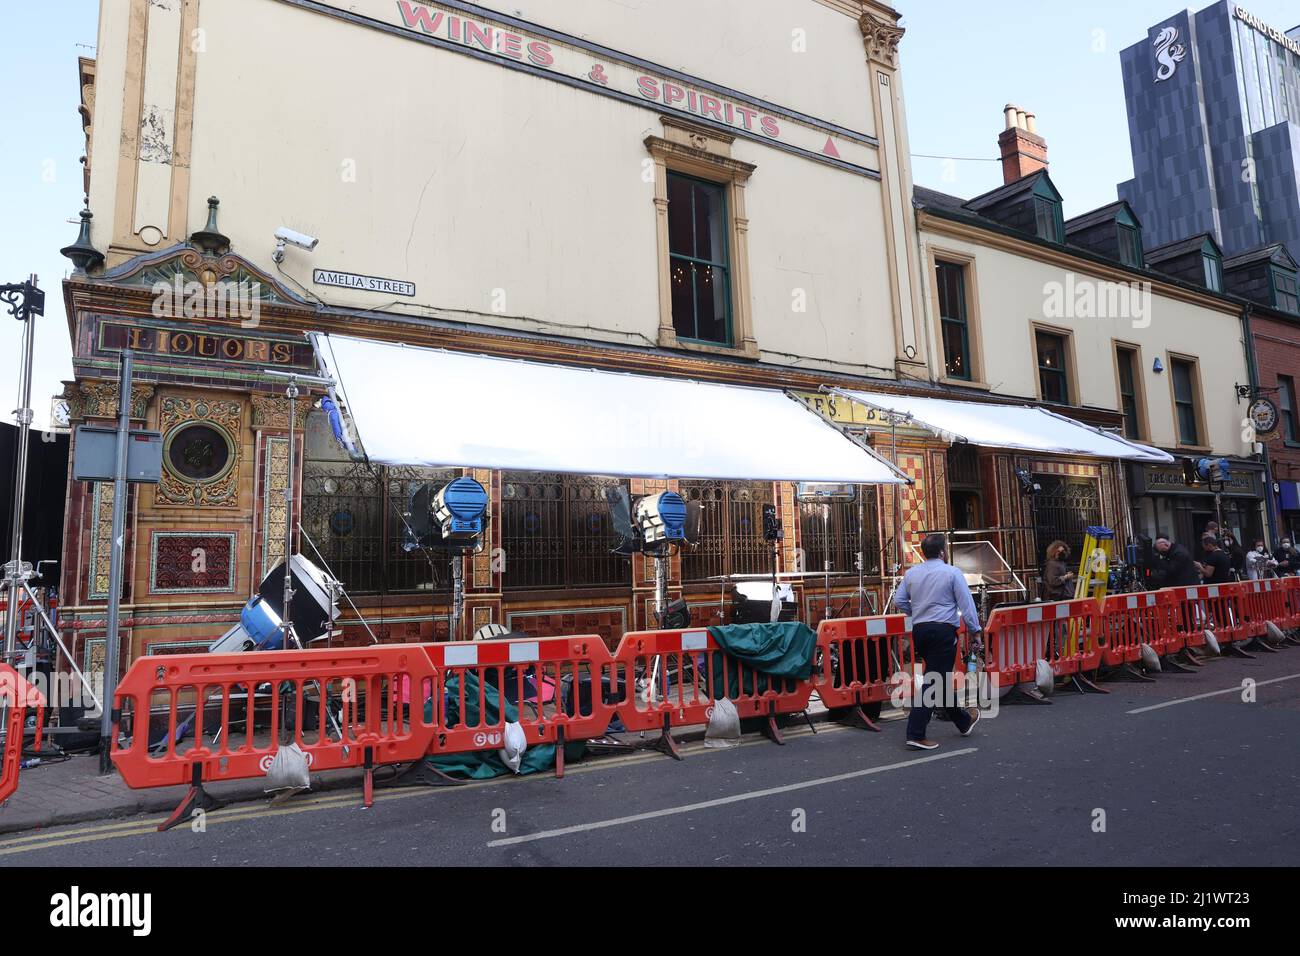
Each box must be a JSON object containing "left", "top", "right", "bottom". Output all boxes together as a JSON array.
[
  {"left": 499, "top": 720, "right": 527, "bottom": 774},
  {"left": 704, "top": 698, "right": 741, "bottom": 749},
  {"left": 1035, "top": 659, "right": 1055, "bottom": 697},
  {"left": 264, "top": 742, "right": 311, "bottom": 793}
]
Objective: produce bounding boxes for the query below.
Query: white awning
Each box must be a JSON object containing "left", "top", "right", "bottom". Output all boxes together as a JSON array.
[
  {"left": 313, "top": 334, "right": 909, "bottom": 484},
  {"left": 829, "top": 389, "right": 1175, "bottom": 463}
]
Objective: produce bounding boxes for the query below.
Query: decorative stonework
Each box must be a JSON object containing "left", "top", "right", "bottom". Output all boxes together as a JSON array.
[
  {"left": 262, "top": 436, "right": 290, "bottom": 572},
  {"left": 89, "top": 482, "right": 116, "bottom": 599},
  {"left": 148, "top": 531, "right": 236, "bottom": 593},
  {"left": 120, "top": 248, "right": 294, "bottom": 305},
  {"left": 472, "top": 466, "right": 494, "bottom": 588},
  {"left": 860, "top": 10, "right": 905, "bottom": 67},
  {"left": 250, "top": 393, "right": 313, "bottom": 430},
  {"left": 71, "top": 381, "right": 155, "bottom": 421},
  {"left": 155, "top": 394, "right": 242, "bottom": 507}
]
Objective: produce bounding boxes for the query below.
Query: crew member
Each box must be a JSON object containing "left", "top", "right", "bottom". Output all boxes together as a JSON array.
[
  {"left": 1197, "top": 534, "right": 1232, "bottom": 585},
  {"left": 1151, "top": 534, "right": 1201, "bottom": 588},
  {"left": 1042, "top": 540, "right": 1076, "bottom": 601},
  {"left": 895, "top": 534, "right": 981, "bottom": 751},
  {"left": 1275, "top": 539, "right": 1299, "bottom": 576}
]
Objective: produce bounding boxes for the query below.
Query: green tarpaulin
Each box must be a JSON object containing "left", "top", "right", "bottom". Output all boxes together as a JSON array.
[
  {"left": 423, "top": 670, "right": 585, "bottom": 780},
  {"left": 704, "top": 621, "right": 818, "bottom": 699}
]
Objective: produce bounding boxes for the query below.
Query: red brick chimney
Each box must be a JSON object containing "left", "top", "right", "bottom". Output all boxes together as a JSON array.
[{"left": 998, "top": 104, "right": 1048, "bottom": 185}]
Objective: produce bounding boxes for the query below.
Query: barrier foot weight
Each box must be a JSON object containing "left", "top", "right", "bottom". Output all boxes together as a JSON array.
[
  {"left": 1006, "top": 685, "right": 1053, "bottom": 705},
  {"left": 1164, "top": 653, "right": 1198, "bottom": 673},
  {"left": 762, "top": 706, "right": 786, "bottom": 745},
  {"left": 1224, "top": 642, "right": 1255, "bottom": 660},
  {"left": 1246, "top": 637, "right": 1279, "bottom": 654},
  {"left": 1115, "top": 664, "right": 1157, "bottom": 684},
  {"left": 376, "top": 759, "right": 465, "bottom": 790},
  {"left": 838, "top": 705, "right": 882, "bottom": 732},
  {"left": 649, "top": 715, "right": 683, "bottom": 761},
  {"left": 1067, "top": 673, "right": 1109, "bottom": 695},
  {"left": 158, "top": 764, "right": 224, "bottom": 833},
  {"left": 1285, "top": 633, "right": 1300, "bottom": 647}
]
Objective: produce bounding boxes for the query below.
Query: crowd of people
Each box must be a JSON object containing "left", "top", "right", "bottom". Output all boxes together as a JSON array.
[
  {"left": 1039, "top": 525, "right": 1300, "bottom": 596},
  {"left": 1145, "top": 523, "right": 1299, "bottom": 589}
]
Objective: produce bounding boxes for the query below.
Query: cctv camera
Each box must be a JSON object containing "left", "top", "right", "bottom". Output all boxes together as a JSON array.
[
  {"left": 276, "top": 227, "right": 318, "bottom": 250},
  {"left": 273, "top": 226, "right": 319, "bottom": 263}
]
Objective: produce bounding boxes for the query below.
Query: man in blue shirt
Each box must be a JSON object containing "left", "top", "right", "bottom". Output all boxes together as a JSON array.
[{"left": 895, "top": 534, "right": 982, "bottom": 750}]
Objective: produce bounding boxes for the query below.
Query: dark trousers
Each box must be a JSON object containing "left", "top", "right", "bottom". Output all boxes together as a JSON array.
[{"left": 907, "top": 622, "right": 973, "bottom": 741}]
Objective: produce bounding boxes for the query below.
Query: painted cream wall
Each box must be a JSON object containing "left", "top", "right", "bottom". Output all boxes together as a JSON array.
[
  {"left": 918, "top": 225, "right": 1252, "bottom": 458},
  {"left": 471, "top": 0, "right": 879, "bottom": 136},
  {"left": 85, "top": 0, "right": 132, "bottom": 258},
  {"left": 87, "top": 0, "right": 902, "bottom": 376}
]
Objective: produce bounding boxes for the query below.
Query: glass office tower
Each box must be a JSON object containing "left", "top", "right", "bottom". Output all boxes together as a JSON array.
[{"left": 1119, "top": 2, "right": 1300, "bottom": 263}]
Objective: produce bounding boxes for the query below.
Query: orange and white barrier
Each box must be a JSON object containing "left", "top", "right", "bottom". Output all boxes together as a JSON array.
[
  {"left": 421, "top": 635, "right": 620, "bottom": 777},
  {"left": 72, "top": 581, "right": 1296, "bottom": 833},
  {"left": 1097, "top": 591, "right": 1167, "bottom": 671},
  {"left": 983, "top": 598, "right": 1103, "bottom": 690},
  {"left": 1278, "top": 577, "right": 1300, "bottom": 630},
  {"left": 111, "top": 645, "right": 439, "bottom": 828},
  {"left": 811, "top": 615, "right": 913, "bottom": 730},
  {"left": 1159, "top": 583, "right": 1246, "bottom": 658},
  {"left": 0, "top": 664, "right": 45, "bottom": 805},
  {"left": 613, "top": 627, "right": 813, "bottom": 752}
]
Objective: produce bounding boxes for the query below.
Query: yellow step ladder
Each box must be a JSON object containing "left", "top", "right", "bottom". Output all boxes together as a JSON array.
[
  {"left": 1067, "top": 527, "right": 1115, "bottom": 660},
  {"left": 1074, "top": 526, "right": 1116, "bottom": 602}
]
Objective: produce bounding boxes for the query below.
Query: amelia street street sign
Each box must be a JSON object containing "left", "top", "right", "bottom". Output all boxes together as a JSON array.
[{"left": 313, "top": 269, "right": 416, "bottom": 297}]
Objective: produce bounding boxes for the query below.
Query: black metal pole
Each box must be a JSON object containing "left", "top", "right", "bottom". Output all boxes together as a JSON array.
[{"left": 99, "top": 349, "right": 132, "bottom": 774}]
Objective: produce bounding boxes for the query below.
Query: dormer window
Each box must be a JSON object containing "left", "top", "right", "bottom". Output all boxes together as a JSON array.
[
  {"left": 1273, "top": 267, "right": 1299, "bottom": 313},
  {"left": 1034, "top": 195, "right": 1064, "bottom": 243},
  {"left": 1203, "top": 247, "right": 1224, "bottom": 292},
  {"left": 1116, "top": 207, "right": 1143, "bottom": 267}
]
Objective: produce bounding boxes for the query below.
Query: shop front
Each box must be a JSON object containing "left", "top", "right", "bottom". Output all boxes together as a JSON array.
[
  {"left": 1129, "top": 460, "right": 1268, "bottom": 549},
  {"left": 1279, "top": 481, "right": 1300, "bottom": 541}
]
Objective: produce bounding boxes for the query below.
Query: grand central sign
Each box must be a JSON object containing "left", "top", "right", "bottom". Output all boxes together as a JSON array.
[
  {"left": 1233, "top": 5, "right": 1300, "bottom": 57},
  {"left": 275, "top": 0, "right": 880, "bottom": 177}
]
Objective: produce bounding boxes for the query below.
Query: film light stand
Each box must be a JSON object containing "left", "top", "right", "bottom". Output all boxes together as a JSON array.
[{"left": 2, "top": 277, "right": 44, "bottom": 667}]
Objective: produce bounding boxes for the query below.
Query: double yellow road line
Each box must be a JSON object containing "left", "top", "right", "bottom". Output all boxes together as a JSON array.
[{"left": 0, "top": 723, "right": 843, "bottom": 857}]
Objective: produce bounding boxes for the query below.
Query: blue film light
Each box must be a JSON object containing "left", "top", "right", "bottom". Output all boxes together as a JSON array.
[
  {"left": 635, "top": 491, "right": 688, "bottom": 546},
  {"left": 433, "top": 476, "right": 489, "bottom": 541}
]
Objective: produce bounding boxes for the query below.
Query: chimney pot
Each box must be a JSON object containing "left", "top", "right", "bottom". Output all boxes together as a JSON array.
[{"left": 997, "top": 105, "right": 1048, "bottom": 185}]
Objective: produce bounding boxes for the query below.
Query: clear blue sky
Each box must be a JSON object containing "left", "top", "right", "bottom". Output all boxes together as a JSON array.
[{"left": 2, "top": 0, "right": 1298, "bottom": 428}]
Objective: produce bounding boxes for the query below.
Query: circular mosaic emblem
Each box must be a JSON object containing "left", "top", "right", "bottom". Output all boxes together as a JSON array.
[{"left": 166, "top": 423, "right": 232, "bottom": 482}]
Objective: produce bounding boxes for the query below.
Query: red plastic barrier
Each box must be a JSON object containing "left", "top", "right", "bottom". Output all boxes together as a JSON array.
[
  {"left": 0, "top": 665, "right": 46, "bottom": 805},
  {"left": 420, "top": 635, "right": 619, "bottom": 776},
  {"left": 1237, "top": 579, "right": 1285, "bottom": 640},
  {"left": 1280, "top": 577, "right": 1300, "bottom": 630},
  {"left": 1097, "top": 591, "right": 1169, "bottom": 666},
  {"left": 111, "top": 645, "right": 438, "bottom": 825},
  {"left": 811, "top": 615, "right": 914, "bottom": 728},
  {"left": 983, "top": 598, "right": 1102, "bottom": 684},
  {"left": 1158, "top": 583, "right": 1244, "bottom": 649},
  {"left": 613, "top": 627, "right": 814, "bottom": 751}
]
